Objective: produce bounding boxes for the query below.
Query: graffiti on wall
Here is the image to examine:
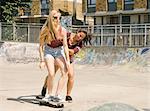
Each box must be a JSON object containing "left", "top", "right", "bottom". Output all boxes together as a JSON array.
[
  {"left": 0, "top": 42, "right": 150, "bottom": 68},
  {"left": 75, "top": 47, "right": 150, "bottom": 67}
]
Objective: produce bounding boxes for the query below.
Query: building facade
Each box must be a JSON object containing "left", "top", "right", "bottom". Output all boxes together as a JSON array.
[
  {"left": 83, "top": 0, "right": 150, "bottom": 25},
  {"left": 15, "top": 0, "right": 83, "bottom": 23}
]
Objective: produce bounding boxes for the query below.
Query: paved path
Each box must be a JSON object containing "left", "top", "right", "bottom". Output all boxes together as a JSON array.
[{"left": 0, "top": 61, "right": 150, "bottom": 111}]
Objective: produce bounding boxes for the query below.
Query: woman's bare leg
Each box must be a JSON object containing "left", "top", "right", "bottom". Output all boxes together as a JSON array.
[
  {"left": 44, "top": 55, "right": 55, "bottom": 96},
  {"left": 66, "top": 63, "right": 74, "bottom": 96},
  {"left": 42, "top": 63, "right": 74, "bottom": 97},
  {"left": 55, "top": 56, "right": 68, "bottom": 96},
  {"left": 42, "top": 65, "right": 59, "bottom": 88}
]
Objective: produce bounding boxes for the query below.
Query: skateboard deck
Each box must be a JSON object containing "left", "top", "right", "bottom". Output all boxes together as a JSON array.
[
  {"left": 35, "top": 95, "right": 64, "bottom": 108},
  {"left": 38, "top": 99, "right": 64, "bottom": 108},
  {"left": 36, "top": 95, "right": 72, "bottom": 104}
]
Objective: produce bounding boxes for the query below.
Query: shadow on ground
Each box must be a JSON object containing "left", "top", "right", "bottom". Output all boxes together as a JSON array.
[
  {"left": 7, "top": 95, "right": 64, "bottom": 108},
  {"left": 7, "top": 95, "right": 41, "bottom": 104}
]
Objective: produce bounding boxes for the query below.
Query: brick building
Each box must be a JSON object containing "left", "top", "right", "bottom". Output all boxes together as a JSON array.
[
  {"left": 15, "top": 0, "right": 83, "bottom": 23},
  {"left": 83, "top": 0, "right": 150, "bottom": 25}
]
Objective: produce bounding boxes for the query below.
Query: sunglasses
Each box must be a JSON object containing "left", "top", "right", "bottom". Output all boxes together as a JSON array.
[
  {"left": 53, "top": 16, "right": 62, "bottom": 20},
  {"left": 53, "top": 16, "right": 58, "bottom": 19}
]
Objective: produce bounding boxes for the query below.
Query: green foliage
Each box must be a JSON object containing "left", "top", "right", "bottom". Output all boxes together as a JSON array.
[
  {"left": 0, "top": 0, "right": 31, "bottom": 23},
  {"left": 2, "top": 25, "right": 13, "bottom": 41}
]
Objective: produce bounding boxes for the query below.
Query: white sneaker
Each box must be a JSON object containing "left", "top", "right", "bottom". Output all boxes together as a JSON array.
[
  {"left": 42, "top": 95, "right": 54, "bottom": 102},
  {"left": 52, "top": 95, "right": 65, "bottom": 103}
]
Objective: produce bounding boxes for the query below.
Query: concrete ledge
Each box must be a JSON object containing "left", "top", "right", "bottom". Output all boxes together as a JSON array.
[
  {"left": 0, "top": 42, "right": 150, "bottom": 72},
  {"left": 0, "top": 42, "right": 39, "bottom": 63}
]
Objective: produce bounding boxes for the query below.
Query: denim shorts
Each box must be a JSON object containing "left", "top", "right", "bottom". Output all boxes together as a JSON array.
[{"left": 44, "top": 45, "right": 65, "bottom": 59}]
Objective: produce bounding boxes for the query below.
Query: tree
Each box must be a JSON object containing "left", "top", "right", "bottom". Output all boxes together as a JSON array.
[{"left": 0, "top": 0, "right": 31, "bottom": 23}]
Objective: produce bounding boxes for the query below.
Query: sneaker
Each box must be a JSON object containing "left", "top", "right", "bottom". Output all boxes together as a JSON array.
[
  {"left": 36, "top": 95, "right": 44, "bottom": 99},
  {"left": 42, "top": 95, "right": 54, "bottom": 102},
  {"left": 41, "top": 87, "right": 47, "bottom": 96},
  {"left": 65, "top": 96, "right": 72, "bottom": 102},
  {"left": 52, "top": 95, "right": 64, "bottom": 103}
]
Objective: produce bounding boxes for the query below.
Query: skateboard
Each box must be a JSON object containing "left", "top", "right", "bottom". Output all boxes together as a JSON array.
[
  {"left": 38, "top": 99, "right": 64, "bottom": 108},
  {"left": 35, "top": 95, "right": 64, "bottom": 108}
]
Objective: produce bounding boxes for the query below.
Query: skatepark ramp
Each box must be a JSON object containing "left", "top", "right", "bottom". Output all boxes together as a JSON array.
[
  {"left": 0, "top": 42, "right": 150, "bottom": 72},
  {"left": 75, "top": 46, "right": 150, "bottom": 72}
]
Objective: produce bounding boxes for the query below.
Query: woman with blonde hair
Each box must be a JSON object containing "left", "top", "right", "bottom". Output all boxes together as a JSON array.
[
  {"left": 37, "top": 28, "right": 88, "bottom": 102},
  {"left": 39, "top": 10, "right": 70, "bottom": 102}
]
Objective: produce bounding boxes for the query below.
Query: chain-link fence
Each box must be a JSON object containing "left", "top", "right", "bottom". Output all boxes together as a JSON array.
[
  {"left": 0, "top": 22, "right": 42, "bottom": 43},
  {"left": 0, "top": 22, "right": 150, "bottom": 47}
]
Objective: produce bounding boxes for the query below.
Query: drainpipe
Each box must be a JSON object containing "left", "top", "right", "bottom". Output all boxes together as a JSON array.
[
  {"left": 0, "top": 22, "right": 1, "bottom": 41},
  {"left": 83, "top": 12, "right": 86, "bottom": 25},
  {"left": 72, "top": 0, "right": 77, "bottom": 24}
]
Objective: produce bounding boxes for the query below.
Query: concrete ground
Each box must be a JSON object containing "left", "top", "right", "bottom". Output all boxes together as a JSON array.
[{"left": 0, "top": 60, "right": 150, "bottom": 111}]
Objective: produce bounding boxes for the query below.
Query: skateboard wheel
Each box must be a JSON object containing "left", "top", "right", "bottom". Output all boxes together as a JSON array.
[
  {"left": 56, "top": 104, "right": 64, "bottom": 108},
  {"left": 39, "top": 101, "right": 47, "bottom": 105}
]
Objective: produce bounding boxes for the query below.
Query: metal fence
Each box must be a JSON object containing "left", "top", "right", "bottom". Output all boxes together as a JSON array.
[
  {"left": 0, "top": 22, "right": 150, "bottom": 47},
  {"left": 0, "top": 22, "right": 42, "bottom": 43},
  {"left": 69, "top": 24, "right": 150, "bottom": 47}
]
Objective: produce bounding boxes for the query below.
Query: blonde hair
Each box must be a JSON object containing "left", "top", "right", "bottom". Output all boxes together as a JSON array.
[{"left": 41, "top": 10, "right": 60, "bottom": 40}]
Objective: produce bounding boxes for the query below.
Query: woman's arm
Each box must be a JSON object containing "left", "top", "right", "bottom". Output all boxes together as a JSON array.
[
  {"left": 39, "top": 44, "right": 45, "bottom": 69},
  {"left": 69, "top": 49, "right": 74, "bottom": 56},
  {"left": 39, "top": 44, "right": 44, "bottom": 62},
  {"left": 62, "top": 28, "right": 70, "bottom": 67},
  {"left": 39, "top": 27, "right": 46, "bottom": 68}
]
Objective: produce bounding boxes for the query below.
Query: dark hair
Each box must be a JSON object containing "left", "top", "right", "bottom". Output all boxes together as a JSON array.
[
  {"left": 76, "top": 28, "right": 92, "bottom": 45},
  {"left": 77, "top": 29, "right": 87, "bottom": 37},
  {"left": 76, "top": 29, "right": 87, "bottom": 41}
]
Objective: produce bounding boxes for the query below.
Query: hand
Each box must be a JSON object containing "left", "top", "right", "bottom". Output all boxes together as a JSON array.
[
  {"left": 39, "top": 61, "right": 45, "bottom": 69},
  {"left": 69, "top": 49, "right": 74, "bottom": 56}
]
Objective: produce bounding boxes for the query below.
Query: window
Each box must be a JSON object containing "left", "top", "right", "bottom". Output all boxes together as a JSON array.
[
  {"left": 88, "top": 0, "right": 96, "bottom": 5},
  {"left": 108, "top": 0, "right": 117, "bottom": 11},
  {"left": 148, "top": 0, "right": 150, "bottom": 9},
  {"left": 148, "top": 15, "right": 150, "bottom": 23},
  {"left": 108, "top": 0, "right": 117, "bottom": 3},
  {"left": 124, "top": 0, "right": 134, "bottom": 10},
  {"left": 87, "top": 0, "right": 96, "bottom": 13},
  {"left": 24, "top": 8, "right": 31, "bottom": 16},
  {"left": 109, "top": 16, "right": 119, "bottom": 24},
  {"left": 20, "top": 0, "right": 32, "bottom": 16},
  {"left": 122, "top": 16, "right": 130, "bottom": 24},
  {"left": 143, "top": 15, "right": 148, "bottom": 23},
  {"left": 41, "top": 0, "right": 49, "bottom": 15}
]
